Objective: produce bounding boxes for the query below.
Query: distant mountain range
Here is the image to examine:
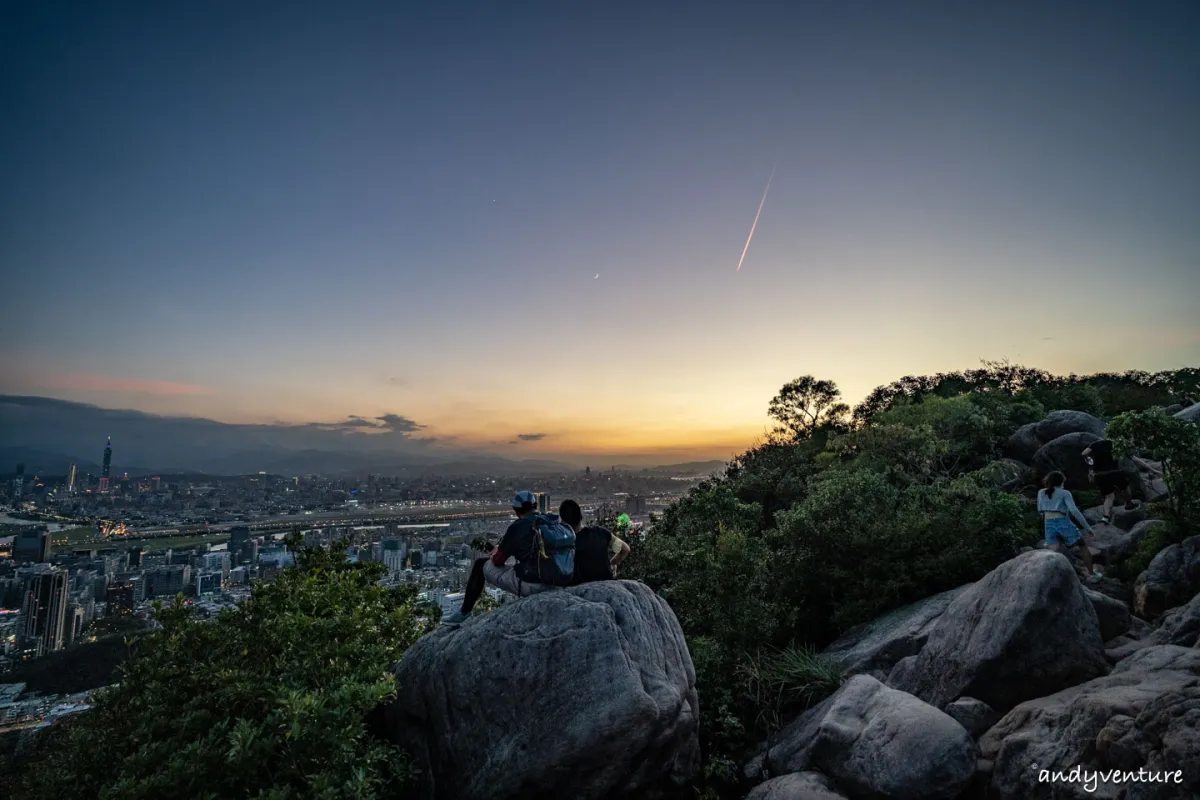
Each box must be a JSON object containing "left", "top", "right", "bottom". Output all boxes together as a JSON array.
[{"left": 0, "top": 396, "right": 722, "bottom": 478}]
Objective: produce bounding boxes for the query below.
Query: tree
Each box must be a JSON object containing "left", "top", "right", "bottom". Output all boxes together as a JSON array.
[
  {"left": 8, "top": 542, "right": 431, "bottom": 800},
  {"left": 767, "top": 376, "right": 849, "bottom": 440},
  {"left": 1108, "top": 409, "right": 1200, "bottom": 533}
]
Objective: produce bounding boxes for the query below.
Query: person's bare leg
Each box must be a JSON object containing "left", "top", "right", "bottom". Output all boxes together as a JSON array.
[
  {"left": 1102, "top": 492, "right": 1115, "bottom": 520},
  {"left": 1122, "top": 488, "right": 1138, "bottom": 511},
  {"left": 1077, "top": 542, "right": 1096, "bottom": 577}
]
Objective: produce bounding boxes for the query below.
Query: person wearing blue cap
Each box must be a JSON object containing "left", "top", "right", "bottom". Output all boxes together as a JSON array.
[{"left": 443, "top": 490, "right": 570, "bottom": 626}]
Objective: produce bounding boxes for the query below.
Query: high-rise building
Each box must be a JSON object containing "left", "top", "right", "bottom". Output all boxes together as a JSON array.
[
  {"left": 194, "top": 571, "right": 222, "bottom": 595},
  {"left": 624, "top": 495, "right": 647, "bottom": 516},
  {"left": 12, "top": 462, "right": 25, "bottom": 498},
  {"left": 13, "top": 528, "right": 52, "bottom": 563},
  {"left": 128, "top": 546, "right": 143, "bottom": 569},
  {"left": 106, "top": 580, "right": 136, "bottom": 615},
  {"left": 102, "top": 437, "right": 112, "bottom": 478},
  {"left": 65, "top": 603, "right": 86, "bottom": 646},
  {"left": 229, "top": 527, "right": 251, "bottom": 566},
  {"left": 145, "top": 565, "right": 190, "bottom": 597},
  {"left": 18, "top": 567, "right": 69, "bottom": 658},
  {"left": 537, "top": 492, "right": 549, "bottom": 514},
  {"left": 381, "top": 538, "right": 407, "bottom": 574},
  {"left": 66, "top": 463, "right": 77, "bottom": 493}
]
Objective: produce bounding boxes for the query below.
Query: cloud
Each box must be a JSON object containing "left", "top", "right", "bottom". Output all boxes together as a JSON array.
[
  {"left": 39, "top": 372, "right": 210, "bottom": 396},
  {"left": 0, "top": 395, "right": 443, "bottom": 473},
  {"left": 376, "top": 414, "right": 424, "bottom": 433},
  {"left": 303, "top": 416, "right": 383, "bottom": 431},
  {"left": 516, "top": 433, "right": 547, "bottom": 442}
]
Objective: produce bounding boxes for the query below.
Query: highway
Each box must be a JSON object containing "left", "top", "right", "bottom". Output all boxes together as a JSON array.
[{"left": 70, "top": 504, "right": 517, "bottom": 547}]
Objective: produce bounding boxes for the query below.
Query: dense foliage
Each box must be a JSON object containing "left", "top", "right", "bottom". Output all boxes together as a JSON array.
[
  {"left": 8, "top": 541, "right": 430, "bottom": 800},
  {"left": 623, "top": 364, "right": 1199, "bottom": 797}
]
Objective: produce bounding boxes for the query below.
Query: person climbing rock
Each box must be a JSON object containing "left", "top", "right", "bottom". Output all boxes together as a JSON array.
[
  {"left": 1038, "top": 471, "right": 1102, "bottom": 582},
  {"left": 559, "top": 499, "right": 629, "bottom": 584},
  {"left": 1082, "top": 439, "right": 1139, "bottom": 524}
]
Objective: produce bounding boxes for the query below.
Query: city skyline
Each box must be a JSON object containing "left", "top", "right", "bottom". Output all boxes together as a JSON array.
[{"left": 3, "top": 3, "right": 1198, "bottom": 464}]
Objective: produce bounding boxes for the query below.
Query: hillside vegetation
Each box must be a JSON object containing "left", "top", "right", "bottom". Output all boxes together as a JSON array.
[
  {"left": 621, "top": 363, "right": 1199, "bottom": 796},
  {"left": 4, "top": 363, "right": 1197, "bottom": 799}
]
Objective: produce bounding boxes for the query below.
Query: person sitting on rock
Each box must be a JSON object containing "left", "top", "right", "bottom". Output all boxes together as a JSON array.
[
  {"left": 442, "top": 491, "right": 571, "bottom": 627},
  {"left": 1082, "top": 439, "right": 1140, "bottom": 525},
  {"left": 1038, "top": 471, "right": 1102, "bottom": 582},
  {"left": 559, "top": 499, "right": 629, "bottom": 584}
]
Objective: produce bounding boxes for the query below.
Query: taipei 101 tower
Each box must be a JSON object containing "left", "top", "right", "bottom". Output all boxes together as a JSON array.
[{"left": 100, "top": 436, "right": 112, "bottom": 493}]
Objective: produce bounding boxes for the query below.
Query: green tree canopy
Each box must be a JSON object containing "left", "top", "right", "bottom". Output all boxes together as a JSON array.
[{"left": 9, "top": 543, "right": 430, "bottom": 800}]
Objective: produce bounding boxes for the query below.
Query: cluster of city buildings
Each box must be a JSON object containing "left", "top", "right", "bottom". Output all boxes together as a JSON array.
[{"left": 2, "top": 438, "right": 687, "bottom": 536}]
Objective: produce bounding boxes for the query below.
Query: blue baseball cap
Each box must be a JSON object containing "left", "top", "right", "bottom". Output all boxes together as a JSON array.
[{"left": 511, "top": 490, "right": 537, "bottom": 508}]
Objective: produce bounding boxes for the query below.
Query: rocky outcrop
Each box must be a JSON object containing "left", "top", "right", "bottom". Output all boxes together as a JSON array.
[
  {"left": 890, "top": 551, "right": 1109, "bottom": 712},
  {"left": 944, "top": 697, "right": 1000, "bottom": 740},
  {"left": 1004, "top": 423, "right": 1042, "bottom": 464},
  {"left": 819, "top": 586, "right": 969, "bottom": 679},
  {"left": 1134, "top": 535, "right": 1200, "bottom": 621},
  {"left": 1089, "top": 518, "right": 1164, "bottom": 566},
  {"left": 745, "top": 772, "right": 848, "bottom": 800},
  {"left": 767, "top": 676, "right": 975, "bottom": 800},
  {"left": 1036, "top": 410, "right": 1106, "bottom": 442},
  {"left": 1004, "top": 412, "right": 1105, "bottom": 467},
  {"left": 1083, "top": 587, "right": 1133, "bottom": 641},
  {"left": 1084, "top": 503, "right": 1150, "bottom": 532},
  {"left": 378, "top": 581, "right": 699, "bottom": 800},
  {"left": 1176, "top": 403, "right": 1200, "bottom": 424},
  {"left": 1155, "top": 593, "right": 1200, "bottom": 647},
  {"left": 979, "top": 646, "right": 1200, "bottom": 799},
  {"left": 1032, "top": 431, "right": 1102, "bottom": 489}
]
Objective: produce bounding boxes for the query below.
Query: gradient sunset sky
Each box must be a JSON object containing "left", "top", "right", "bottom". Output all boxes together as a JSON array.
[{"left": 2, "top": 2, "right": 1198, "bottom": 463}]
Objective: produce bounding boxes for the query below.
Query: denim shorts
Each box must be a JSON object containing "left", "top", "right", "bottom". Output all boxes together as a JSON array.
[{"left": 1044, "top": 516, "right": 1082, "bottom": 547}]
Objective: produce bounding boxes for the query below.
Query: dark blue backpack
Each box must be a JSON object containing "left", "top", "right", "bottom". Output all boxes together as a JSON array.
[{"left": 527, "top": 513, "right": 576, "bottom": 586}]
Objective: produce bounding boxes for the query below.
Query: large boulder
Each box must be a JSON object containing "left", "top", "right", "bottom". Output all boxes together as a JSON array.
[
  {"left": 1132, "top": 458, "right": 1170, "bottom": 503},
  {"left": 378, "top": 581, "right": 700, "bottom": 800},
  {"left": 1134, "top": 536, "right": 1200, "bottom": 621},
  {"left": 1004, "top": 422, "right": 1044, "bottom": 465},
  {"left": 1083, "top": 503, "right": 1150, "bottom": 532},
  {"left": 1082, "top": 587, "right": 1133, "bottom": 642},
  {"left": 1035, "top": 410, "right": 1106, "bottom": 442},
  {"left": 1088, "top": 518, "right": 1164, "bottom": 567},
  {"left": 890, "top": 550, "right": 1109, "bottom": 712},
  {"left": 1176, "top": 403, "right": 1200, "bottom": 424},
  {"left": 1154, "top": 593, "right": 1200, "bottom": 648},
  {"left": 979, "top": 646, "right": 1200, "bottom": 799},
  {"left": 820, "top": 586, "right": 970, "bottom": 679},
  {"left": 745, "top": 772, "right": 848, "bottom": 800},
  {"left": 943, "top": 697, "right": 1000, "bottom": 740},
  {"left": 1032, "top": 431, "right": 1102, "bottom": 489},
  {"left": 767, "top": 676, "right": 976, "bottom": 800}
]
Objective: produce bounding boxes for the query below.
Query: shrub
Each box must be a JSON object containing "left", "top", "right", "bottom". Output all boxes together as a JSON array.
[
  {"left": 1109, "top": 408, "right": 1200, "bottom": 533},
  {"left": 9, "top": 543, "right": 430, "bottom": 800}
]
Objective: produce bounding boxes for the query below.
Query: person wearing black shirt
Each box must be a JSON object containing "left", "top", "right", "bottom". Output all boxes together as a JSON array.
[
  {"left": 559, "top": 499, "right": 629, "bottom": 584},
  {"left": 1082, "top": 439, "right": 1139, "bottom": 525},
  {"left": 443, "top": 491, "right": 553, "bottom": 627}
]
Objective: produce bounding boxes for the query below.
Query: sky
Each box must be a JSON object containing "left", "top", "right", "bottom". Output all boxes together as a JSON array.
[{"left": 2, "top": 1, "right": 1198, "bottom": 465}]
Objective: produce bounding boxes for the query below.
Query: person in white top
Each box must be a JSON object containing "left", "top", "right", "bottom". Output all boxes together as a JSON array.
[{"left": 1037, "top": 471, "right": 1101, "bottom": 582}]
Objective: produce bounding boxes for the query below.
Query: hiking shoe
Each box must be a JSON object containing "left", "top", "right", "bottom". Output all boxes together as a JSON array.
[
  {"left": 1124, "top": 500, "right": 1141, "bottom": 511},
  {"left": 442, "top": 610, "right": 471, "bottom": 627},
  {"left": 1101, "top": 515, "right": 1113, "bottom": 525}
]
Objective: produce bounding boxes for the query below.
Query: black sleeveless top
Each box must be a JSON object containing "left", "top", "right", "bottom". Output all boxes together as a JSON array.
[{"left": 571, "top": 526, "right": 615, "bottom": 584}]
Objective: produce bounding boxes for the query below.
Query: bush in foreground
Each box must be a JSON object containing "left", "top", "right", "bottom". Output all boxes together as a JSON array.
[{"left": 10, "top": 543, "right": 430, "bottom": 800}]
